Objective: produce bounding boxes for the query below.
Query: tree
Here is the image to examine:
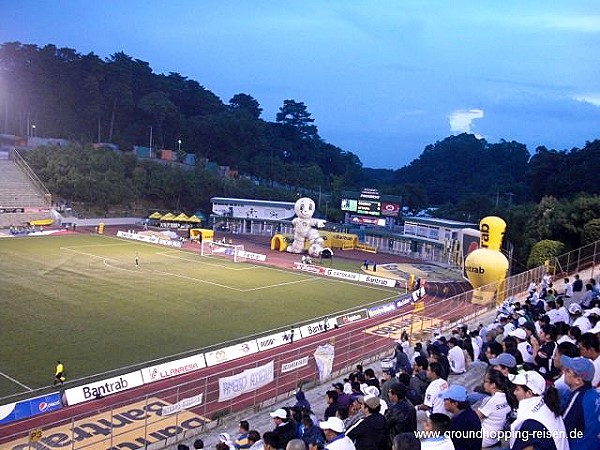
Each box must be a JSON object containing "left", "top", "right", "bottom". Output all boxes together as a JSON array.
[
  {"left": 527, "top": 239, "right": 565, "bottom": 269},
  {"left": 137, "top": 91, "right": 178, "bottom": 148},
  {"left": 229, "top": 93, "right": 262, "bottom": 119},
  {"left": 583, "top": 219, "right": 600, "bottom": 245},
  {"left": 275, "top": 99, "right": 319, "bottom": 140}
]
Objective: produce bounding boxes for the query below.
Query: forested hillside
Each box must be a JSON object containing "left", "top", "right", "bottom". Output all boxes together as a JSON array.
[
  {"left": 0, "top": 42, "right": 362, "bottom": 192},
  {"left": 3, "top": 41, "right": 600, "bottom": 267}
]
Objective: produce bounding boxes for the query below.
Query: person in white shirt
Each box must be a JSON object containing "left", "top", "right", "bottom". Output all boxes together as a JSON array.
[
  {"left": 569, "top": 303, "right": 592, "bottom": 332},
  {"left": 470, "top": 331, "right": 481, "bottom": 362},
  {"left": 563, "top": 277, "right": 573, "bottom": 299},
  {"left": 541, "top": 273, "right": 552, "bottom": 290},
  {"left": 578, "top": 331, "right": 600, "bottom": 387},
  {"left": 555, "top": 298, "right": 570, "bottom": 325},
  {"left": 510, "top": 328, "right": 535, "bottom": 365},
  {"left": 447, "top": 337, "right": 466, "bottom": 375},
  {"left": 509, "top": 371, "right": 568, "bottom": 450},
  {"left": 476, "top": 368, "right": 513, "bottom": 448},
  {"left": 545, "top": 300, "right": 563, "bottom": 324},
  {"left": 319, "top": 417, "right": 356, "bottom": 450},
  {"left": 417, "top": 362, "right": 448, "bottom": 415},
  {"left": 527, "top": 280, "right": 537, "bottom": 297}
]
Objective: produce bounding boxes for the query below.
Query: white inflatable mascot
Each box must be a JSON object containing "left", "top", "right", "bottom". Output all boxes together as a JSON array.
[{"left": 287, "top": 197, "right": 326, "bottom": 257}]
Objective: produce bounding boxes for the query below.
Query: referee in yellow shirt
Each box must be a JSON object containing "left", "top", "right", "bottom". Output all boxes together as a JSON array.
[{"left": 54, "top": 360, "right": 65, "bottom": 385}]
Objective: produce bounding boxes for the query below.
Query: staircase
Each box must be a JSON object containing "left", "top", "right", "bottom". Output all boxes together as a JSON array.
[{"left": 0, "top": 149, "right": 53, "bottom": 227}]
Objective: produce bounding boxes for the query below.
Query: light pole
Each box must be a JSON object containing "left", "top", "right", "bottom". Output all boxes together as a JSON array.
[{"left": 178, "top": 139, "right": 182, "bottom": 152}]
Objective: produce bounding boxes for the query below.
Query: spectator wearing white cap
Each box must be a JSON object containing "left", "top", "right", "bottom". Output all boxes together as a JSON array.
[
  {"left": 218, "top": 433, "right": 235, "bottom": 450},
  {"left": 345, "top": 395, "right": 387, "bottom": 450},
  {"left": 270, "top": 408, "right": 297, "bottom": 449},
  {"left": 319, "top": 416, "right": 355, "bottom": 450},
  {"left": 569, "top": 303, "right": 592, "bottom": 333},
  {"left": 510, "top": 327, "right": 535, "bottom": 367},
  {"left": 560, "top": 355, "right": 600, "bottom": 450},
  {"left": 509, "top": 371, "right": 568, "bottom": 450}
]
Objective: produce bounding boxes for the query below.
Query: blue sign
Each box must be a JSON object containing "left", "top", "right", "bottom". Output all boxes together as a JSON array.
[{"left": 0, "top": 392, "right": 62, "bottom": 425}]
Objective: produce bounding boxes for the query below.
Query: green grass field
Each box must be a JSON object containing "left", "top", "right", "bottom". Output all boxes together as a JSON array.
[{"left": 0, "top": 234, "right": 400, "bottom": 398}]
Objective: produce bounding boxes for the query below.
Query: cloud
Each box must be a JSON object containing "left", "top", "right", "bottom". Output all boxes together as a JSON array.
[
  {"left": 574, "top": 94, "right": 600, "bottom": 107},
  {"left": 534, "top": 15, "right": 600, "bottom": 33},
  {"left": 448, "top": 109, "right": 484, "bottom": 135}
]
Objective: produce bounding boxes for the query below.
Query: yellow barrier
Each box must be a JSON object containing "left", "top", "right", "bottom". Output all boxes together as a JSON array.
[
  {"left": 190, "top": 228, "right": 214, "bottom": 242},
  {"left": 355, "top": 243, "right": 377, "bottom": 253},
  {"left": 271, "top": 234, "right": 289, "bottom": 251},
  {"left": 29, "top": 218, "right": 53, "bottom": 226}
]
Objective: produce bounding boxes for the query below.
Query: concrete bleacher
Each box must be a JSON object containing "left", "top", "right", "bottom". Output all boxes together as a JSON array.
[
  {"left": 171, "top": 309, "right": 497, "bottom": 450},
  {"left": 0, "top": 158, "right": 52, "bottom": 227}
]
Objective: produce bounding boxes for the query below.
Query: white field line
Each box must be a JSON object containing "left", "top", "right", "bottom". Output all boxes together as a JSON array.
[
  {"left": 61, "top": 241, "right": 398, "bottom": 295},
  {"left": 103, "top": 259, "right": 141, "bottom": 273},
  {"left": 0, "top": 370, "right": 32, "bottom": 391},
  {"left": 156, "top": 250, "right": 258, "bottom": 270},
  {"left": 61, "top": 247, "right": 119, "bottom": 262},
  {"left": 150, "top": 269, "right": 319, "bottom": 292}
]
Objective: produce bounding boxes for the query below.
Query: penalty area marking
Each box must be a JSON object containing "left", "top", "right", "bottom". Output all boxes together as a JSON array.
[
  {"left": 156, "top": 250, "right": 259, "bottom": 271},
  {"left": 0, "top": 370, "right": 32, "bottom": 391}
]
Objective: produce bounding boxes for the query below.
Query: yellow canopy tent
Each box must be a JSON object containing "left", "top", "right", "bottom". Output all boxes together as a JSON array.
[
  {"left": 148, "top": 211, "right": 162, "bottom": 219},
  {"left": 173, "top": 213, "right": 189, "bottom": 222},
  {"left": 160, "top": 212, "right": 175, "bottom": 221},
  {"left": 187, "top": 215, "right": 202, "bottom": 223}
]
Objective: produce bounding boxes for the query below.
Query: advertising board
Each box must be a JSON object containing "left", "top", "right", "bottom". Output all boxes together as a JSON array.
[{"left": 65, "top": 371, "right": 144, "bottom": 406}]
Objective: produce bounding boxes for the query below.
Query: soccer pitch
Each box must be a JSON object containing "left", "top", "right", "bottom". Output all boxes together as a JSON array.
[{"left": 0, "top": 234, "right": 399, "bottom": 398}]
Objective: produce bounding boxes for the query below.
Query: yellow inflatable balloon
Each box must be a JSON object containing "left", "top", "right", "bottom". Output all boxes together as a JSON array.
[
  {"left": 479, "top": 216, "right": 506, "bottom": 251},
  {"left": 464, "top": 248, "right": 509, "bottom": 289}
]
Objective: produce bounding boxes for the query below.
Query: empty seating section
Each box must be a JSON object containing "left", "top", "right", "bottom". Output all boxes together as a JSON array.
[{"left": 0, "top": 159, "right": 52, "bottom": 227}]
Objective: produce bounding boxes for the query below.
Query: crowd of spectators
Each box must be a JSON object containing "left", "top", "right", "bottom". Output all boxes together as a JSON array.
[{"left": 195, "top": 273, "right": 600, "bottom": 449}]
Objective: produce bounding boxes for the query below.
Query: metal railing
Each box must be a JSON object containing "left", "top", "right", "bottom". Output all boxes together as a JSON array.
[
  {"left": 9, "top": 148, "right": 52, "bottom": 207},
  {"left": 2, "top": 241, "right": 599, "bottom": 449}
]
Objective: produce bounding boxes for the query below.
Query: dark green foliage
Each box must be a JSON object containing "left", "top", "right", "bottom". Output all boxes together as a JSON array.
[
  {"left": 583, "top": 219, "right": 600, "bottom": 245},
  {"left": 3, "top": 41, "right": 600, "bottom": 271},
  {"left": 527, "top": 240, "right": 565, "bottom": 269},
  {"left": 0, "top": 42, "right": 362, "bottom": 193}
]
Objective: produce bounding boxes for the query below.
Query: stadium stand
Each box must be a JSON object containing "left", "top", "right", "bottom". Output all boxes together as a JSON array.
[{"left": 0, "top": 150, "right": 53, "bottom": 227}]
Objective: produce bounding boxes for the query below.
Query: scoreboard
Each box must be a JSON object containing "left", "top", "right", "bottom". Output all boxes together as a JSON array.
[
  {"left": 356, "top": 199, "right": 381, "bottom": 216},
  {"left": 341, "top": 188, "right": 401, "bottom": 221}
]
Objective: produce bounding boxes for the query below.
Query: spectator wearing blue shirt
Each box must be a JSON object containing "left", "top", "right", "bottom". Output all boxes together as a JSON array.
[
  {"left": 560, "top": 355, "right": 600, "bottom": 450},
  {"left": 440, "top": 385, "right": 482, "bottom": 450}
]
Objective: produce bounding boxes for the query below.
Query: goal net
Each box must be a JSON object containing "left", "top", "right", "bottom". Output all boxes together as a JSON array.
[{"left": 200, "top": 240, "right": 246, "bottom": 262}]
